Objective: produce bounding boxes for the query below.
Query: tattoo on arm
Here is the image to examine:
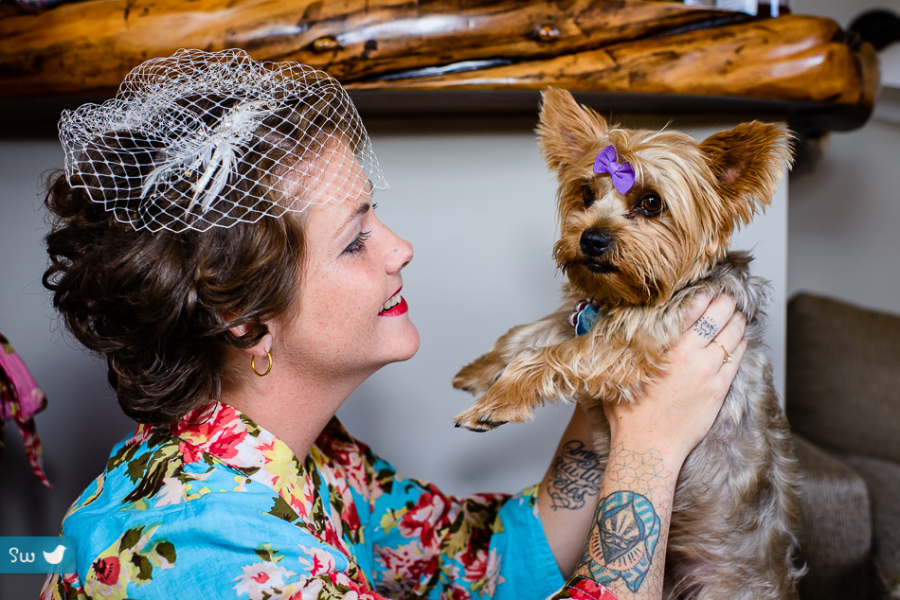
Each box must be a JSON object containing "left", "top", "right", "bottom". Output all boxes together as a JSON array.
[
  {"left": 548, "top": 441, "right": 603, "bottom": 510},
  {"left": 693, "top": 316, "right": 718, "bottom": 340},
  {"left": 577, "top": 445, "right": 675, "bottom": 597},
  {"left": 585, "top": 491, "right": 661, "bottom": 593}
]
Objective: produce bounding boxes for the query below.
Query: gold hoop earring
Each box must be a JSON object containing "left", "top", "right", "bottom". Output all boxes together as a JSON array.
[{"left": 251, "top": 351, "right": 273, "bottom": 377}]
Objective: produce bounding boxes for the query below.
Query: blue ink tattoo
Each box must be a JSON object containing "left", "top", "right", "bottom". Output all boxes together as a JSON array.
[
  {"left": 693, "top": 316, "right": 717, "bottom": 339},
  {"left": 587, "top": 491, "right": 661, "bottom": 593}
]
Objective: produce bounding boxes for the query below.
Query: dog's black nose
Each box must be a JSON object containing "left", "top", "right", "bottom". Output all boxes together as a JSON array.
[{"left": 580, "top": 229, "right": 613, "bottom": 256}]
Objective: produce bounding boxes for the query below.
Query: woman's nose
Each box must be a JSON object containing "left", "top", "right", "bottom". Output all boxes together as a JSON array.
[{"left": 387, "top": 234, "right": 413, "bottom": 272}]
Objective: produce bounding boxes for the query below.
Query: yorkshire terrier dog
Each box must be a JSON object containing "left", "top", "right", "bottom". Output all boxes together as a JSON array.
[{"left": 453, "top": 89, "right": 802, "bottom": 599}]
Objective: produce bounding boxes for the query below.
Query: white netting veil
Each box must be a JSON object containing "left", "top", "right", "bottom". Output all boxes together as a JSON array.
[{"left": 58, "top": 48, "right": 386, "bottom": 233}]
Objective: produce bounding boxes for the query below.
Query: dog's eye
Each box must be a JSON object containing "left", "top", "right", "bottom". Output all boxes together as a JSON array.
[
  {"left": 639, "top": 193, "right": 663, "bottom": 215},
  {"left": 582, "top": 184, "right": 596, "bottom": 206}
]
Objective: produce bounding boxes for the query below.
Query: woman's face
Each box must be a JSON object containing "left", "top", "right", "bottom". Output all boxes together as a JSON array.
[{"left": 277, "top": 144, "right": 419, "bottom": 383}]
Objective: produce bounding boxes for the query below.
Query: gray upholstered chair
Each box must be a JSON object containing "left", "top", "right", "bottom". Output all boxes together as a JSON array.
[{"left": 786, "top": 293, "right": 900, "bottom": 600}]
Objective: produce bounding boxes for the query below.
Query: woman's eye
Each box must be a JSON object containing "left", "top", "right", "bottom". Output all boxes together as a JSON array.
[
  {"left": 582, "top": 184, "right": 596, "bottom": 206},
  {"left": 639, "top": 193, "right": 663, "bottom": 215},
  {"left": 344, "top": 230, "right": 371, "bottom": 254}
]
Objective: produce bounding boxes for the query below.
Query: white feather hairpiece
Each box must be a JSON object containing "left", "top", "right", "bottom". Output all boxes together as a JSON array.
[
  {"left": 58, "top": 49, "right": 386, "bottom": 233},
  {"left": 139, "top": 99, "right": 276, "bottom": 214}
]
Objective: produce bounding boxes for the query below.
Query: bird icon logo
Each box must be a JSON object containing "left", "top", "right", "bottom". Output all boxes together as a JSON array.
[{"left": 43, "top": 545, "right": 66, "bottom": 565}]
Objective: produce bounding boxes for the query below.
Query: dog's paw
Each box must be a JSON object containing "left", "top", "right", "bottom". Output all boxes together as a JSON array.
[
  {"left": 453, "top": 386, "right": 534, "bottom": 432},
  {"left": 453, "top": 402, "right": 509, "bottom": 432},
  {"left": 452, "top": 359, "right": 506, "bottom": 397}
]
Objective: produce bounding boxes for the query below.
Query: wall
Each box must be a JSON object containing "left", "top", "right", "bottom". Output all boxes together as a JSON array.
[{"left": 788, "top": 0, "right": 900, "bottom": 316}]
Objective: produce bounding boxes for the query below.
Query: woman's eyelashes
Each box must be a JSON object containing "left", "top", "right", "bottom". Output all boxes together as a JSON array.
[{"left": 344, "top": 230, "right": 371, "bottom": 254}]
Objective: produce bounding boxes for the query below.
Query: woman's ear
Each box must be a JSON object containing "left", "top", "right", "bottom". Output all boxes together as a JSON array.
[
  {"left": 224, "top": 309, "right": 275, "bottom": 359},
  {"left": 229, "top": 323, "right": 274, "bottom": 358}
]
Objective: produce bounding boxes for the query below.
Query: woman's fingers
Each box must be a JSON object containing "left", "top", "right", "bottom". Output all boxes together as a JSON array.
[
  {"left": 717, "top": 338, "right": 748, "bottom": 383},
  {"left": 681, "top": 292, "right": 714, "bottom": 329},
  {"left": 605, "top": 292, "right": 750, "bottom": 459},
  {"left": 707, "top": 310, "right": 746, "bottom": 367},
  {"left": 685, "top": 294, "right": 737, "bottom": 348}
]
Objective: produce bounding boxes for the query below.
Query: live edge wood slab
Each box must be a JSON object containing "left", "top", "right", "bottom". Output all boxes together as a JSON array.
[{"left": 0, "top": 0, "right": 879, "bottom": 133}]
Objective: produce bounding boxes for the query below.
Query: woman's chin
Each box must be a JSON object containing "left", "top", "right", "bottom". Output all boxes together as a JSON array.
[
  {"left": 385, "top": 325, "right": 421, "bottom": 365},
  {"left": 397, "top": 327, "right": 421, "bottom": 362}
]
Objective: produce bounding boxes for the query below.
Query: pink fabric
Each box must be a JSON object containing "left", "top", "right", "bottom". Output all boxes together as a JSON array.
[
  {"left": 1, "top": 333, "right": 50, "bottom": 487},
  {"left": 0, "top": 334, "right": 46, "bottom": 421}
]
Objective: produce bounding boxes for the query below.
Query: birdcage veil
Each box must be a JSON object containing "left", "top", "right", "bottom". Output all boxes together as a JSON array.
[{"left": 58, "top": 48, "right": 386, "bottom": 233}]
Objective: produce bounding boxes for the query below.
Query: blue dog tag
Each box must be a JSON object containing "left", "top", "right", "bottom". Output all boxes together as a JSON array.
[{"left": 570, "top": 301, "right": 600, "bottom": 336}]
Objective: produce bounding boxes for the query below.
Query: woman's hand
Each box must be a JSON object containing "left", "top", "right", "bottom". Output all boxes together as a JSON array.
[{"left": 604, "top": 293, "right": 748, "bottom": 464}]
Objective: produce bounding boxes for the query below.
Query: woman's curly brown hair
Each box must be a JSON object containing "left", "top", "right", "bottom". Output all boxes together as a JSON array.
[{"left": 42, "top": 94, "right": 361, "bottom": 427}]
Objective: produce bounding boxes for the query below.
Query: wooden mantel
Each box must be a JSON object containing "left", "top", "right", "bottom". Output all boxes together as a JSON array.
[{"left": 0, "top": 0, "right": 879, "bottom": 132}]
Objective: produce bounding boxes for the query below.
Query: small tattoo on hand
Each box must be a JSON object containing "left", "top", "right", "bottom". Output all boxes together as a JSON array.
[{"left": 693, "top": 316, "right": 717, "bottom": 339}]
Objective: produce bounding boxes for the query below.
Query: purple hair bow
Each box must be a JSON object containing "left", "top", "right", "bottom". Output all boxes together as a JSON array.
[{"left": 593, "top": 145, "right": 635, "bottom": 195}]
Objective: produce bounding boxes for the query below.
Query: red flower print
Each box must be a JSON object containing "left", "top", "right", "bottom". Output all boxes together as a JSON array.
[
  {"left": 399, "top": 492, "right": 449, "bottom": 548},
  {"left": 342, "top": 500, "right": 361, "bottom": 532},
  {"left": 298, "top": 544, "right": 336, "bottom": 577},
  {"left": 322, "top": 438, "right": 369, "bottom": 497},
  {"left": 441, "top": 583, "right": 472, "bottom": 600},
  {"left": 375, "top": 542, "right": 429, "bottom": 596},
  {"left": 178, "top": 441, "right": 203, "bottom": 464},
  {"left": 127, "top": 425, "right": 153, "bottom": 446},
  {"left": 252, "top": 571, "right": 270, "bottom": 584},
  {"left": 207, "top": 426, "right": 246, "bottom": 460},
  {"left": 92, "top": 556, "right": 121, "bottom": 586},
  {"left": 567, "top": 578, "right": 619, "bottom": 600},
  {"left": 459, "top": 548, "right": 488, "bottom": 583}
]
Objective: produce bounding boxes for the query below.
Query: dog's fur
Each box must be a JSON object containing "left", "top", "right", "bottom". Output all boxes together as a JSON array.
[{"left": 452, "top": 89, "right": 803, "bottom": 600}]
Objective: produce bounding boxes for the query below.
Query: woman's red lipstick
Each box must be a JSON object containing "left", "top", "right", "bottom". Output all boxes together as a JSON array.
[{"left": 378, "top": 288, "right": 408, "bottom": 316}]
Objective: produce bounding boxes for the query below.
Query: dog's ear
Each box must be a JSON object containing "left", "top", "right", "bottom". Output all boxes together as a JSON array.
[
  {"left": 537, "top": 88, "right": 609, "bottom": 171},
  {"left": 699, "top": 121, "right": 794, "bottom": 227}
]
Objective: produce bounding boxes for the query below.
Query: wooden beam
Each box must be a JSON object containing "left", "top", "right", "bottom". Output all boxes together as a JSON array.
[
  {"left": 0, "top": 0, "right": 737, "bottom": 98},
  {"left": 0, "top": 0, "right": 877, "bottom": 131},
  {"left": 350, "top": 16, "right": 874, "bottom": 107}
]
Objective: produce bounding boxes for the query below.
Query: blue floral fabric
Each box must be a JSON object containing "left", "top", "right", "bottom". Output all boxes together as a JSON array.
[{"left": 39, "top": 402, "right": 566, "bottom": 599}]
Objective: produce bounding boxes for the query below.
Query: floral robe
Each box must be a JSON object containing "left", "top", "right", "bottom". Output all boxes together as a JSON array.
[{"left": 39, "top": 402, "right": 607, "bottom": 600}]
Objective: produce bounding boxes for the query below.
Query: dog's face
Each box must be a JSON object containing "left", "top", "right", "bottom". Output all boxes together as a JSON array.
[{"left": 537, "top": 88, "right": 792, "bottom": 307}]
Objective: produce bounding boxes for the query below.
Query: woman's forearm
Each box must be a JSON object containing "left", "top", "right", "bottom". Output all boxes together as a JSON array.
[
  {"left": 538, "top": 405, "right": 605, "bottom": 577},
  {"left": 540, "top": 295, "right": 745, "bottom": 597},
  {"left": 538, "top": 407, "right": 683, "bottom": 599},
  {"left": 570, "top": 440, "right": 682, "bottom": 600}
]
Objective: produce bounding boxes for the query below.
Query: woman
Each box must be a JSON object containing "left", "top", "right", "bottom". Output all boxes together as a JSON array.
[{"left": 40, "top": 49, "right": 746, "bottom": 600}]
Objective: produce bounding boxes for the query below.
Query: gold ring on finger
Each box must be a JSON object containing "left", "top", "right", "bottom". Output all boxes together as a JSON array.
[{"left": 713, "top": 340, "right": 733, "bottom": 364}]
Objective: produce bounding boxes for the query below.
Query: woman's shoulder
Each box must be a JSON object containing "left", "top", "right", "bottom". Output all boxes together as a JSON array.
[
  {"left": 57, "top": 420, "right": 397, "bottom": 599},
  {"left": 63, "top": 424, "right": 297, "bottom": 534},
  {"left": 60, "top": 478, "right": 348, "bottom": 599},
  {"left": 60, "top": 426, "right": 324, "bottom": 592}
]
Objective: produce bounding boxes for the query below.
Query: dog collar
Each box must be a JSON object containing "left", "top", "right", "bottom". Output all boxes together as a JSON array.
[{"left": 569, "top": 300, "right": 600, "bottom": 336}]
